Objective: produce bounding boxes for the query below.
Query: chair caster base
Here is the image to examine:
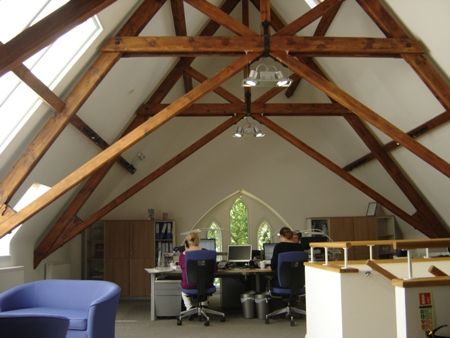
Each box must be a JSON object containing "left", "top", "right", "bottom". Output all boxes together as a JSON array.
[
  {"left": 204, "top": 321, "right": 210, "bottom": 326},
  {"left": 220, "top": 317, "right": 226, "bottom": 322},
  {"left": 177, "top": 318, "right": 182, "bottom": 326}
]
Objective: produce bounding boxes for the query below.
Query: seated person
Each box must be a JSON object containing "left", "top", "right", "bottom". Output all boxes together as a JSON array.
[
  {"left": 271, "top": 227, "right": 304, "bottom": 286},
  {"left": 179, "top": 232, "right": 210, "bottom": 310}
]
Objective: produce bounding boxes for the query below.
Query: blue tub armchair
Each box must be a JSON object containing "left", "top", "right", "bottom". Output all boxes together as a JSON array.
[{"left": 0, "top": 279, "right": 120, "bottom": 338}]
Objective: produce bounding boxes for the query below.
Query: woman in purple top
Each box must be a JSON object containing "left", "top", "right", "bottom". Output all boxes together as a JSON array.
[{"left": 179, "top": 232, "right": 202, "bottom": 310}]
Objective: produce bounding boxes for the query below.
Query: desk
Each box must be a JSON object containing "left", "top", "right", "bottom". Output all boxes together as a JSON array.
[{"left": 145, "top": 267, "right": 272, "bottom": 320}]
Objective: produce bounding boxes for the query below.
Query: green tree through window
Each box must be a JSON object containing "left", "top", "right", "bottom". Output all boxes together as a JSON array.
[
  {"left": 230, "top": 197, "right": 249, "bottom": 244},
  {"left": 257, "top": 222, "right": 272, "bottom": 250},
  {"left": 207, "top": 222, "right": 222, "bottom": 252}
]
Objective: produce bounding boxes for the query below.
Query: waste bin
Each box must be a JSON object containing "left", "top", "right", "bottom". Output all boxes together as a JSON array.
[
  {"left": 255, "top": 293, "right": 269, "bottom": 320},
  {"left": 240, "top": 291, "right": 255, "bottom": 319}
]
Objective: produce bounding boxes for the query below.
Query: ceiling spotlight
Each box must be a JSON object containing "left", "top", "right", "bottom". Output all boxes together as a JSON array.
[
  {"left": 242, "top": 63, "right": 292, "bottom": 88},
  {"left": 232, "top": 126, "right": 244, "bottom": 138},
  {"left": 232, "top": 117, "right": 265, "bottom": 139}
]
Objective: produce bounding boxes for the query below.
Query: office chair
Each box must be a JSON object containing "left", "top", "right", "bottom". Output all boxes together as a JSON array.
[
  {"left": 177, "top": 250, "right": 226, "bottom": 326},
  {"left": 265, "top": 251, "right": 308, "bottom": 326}
]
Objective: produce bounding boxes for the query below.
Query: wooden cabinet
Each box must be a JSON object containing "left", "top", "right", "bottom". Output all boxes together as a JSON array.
[
  {"left": 307, "top": 216, "right": 396, "bottom": 260},
  {"left": 84, "top": 220, "right": 155, "bottom": 297}
]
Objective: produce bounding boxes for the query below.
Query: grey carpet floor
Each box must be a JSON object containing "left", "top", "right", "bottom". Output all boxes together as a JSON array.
[{"left": 115, "top": 299, "right": 306, "bottom": 338}]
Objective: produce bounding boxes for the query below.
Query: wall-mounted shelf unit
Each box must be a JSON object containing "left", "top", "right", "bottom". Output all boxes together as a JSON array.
[{"left": 154, "top": 220, "right": 175, "bottom": 267}]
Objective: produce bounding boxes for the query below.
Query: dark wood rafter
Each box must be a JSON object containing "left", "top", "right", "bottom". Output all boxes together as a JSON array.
[
  {"left": 0, "top": 0, "right": 116, "bottom": 77},
  {"left": 43, "top": 117, "right": 241, "bottom": 261},
  {"left": 104, "top": 36, "right": 423, "bottom": 56},
  {"left": 262, "top": 1, "right": 446, "bottom": 235},
  {"left": 4, "top": 41, "right": 66, "bottom": 113},
  {"left": 183, "top": 67, "right": 242, "bottom": 104},
  {"left": 344, "top": 111, "right": 450, "bottom": 171},
  {"left": 0, "top": 53, "right": 259, "bottom": 238},
  {"left": 184, "top": 0, "right": 257, "bottom": 37},
  {"left": 138, "top": 103, "right": 351, "bottom": 116},
  {"left": 0, "top": 0, "right": 167, "bottom": 213},
  {"left": 69, "top": 116, "right": 136, "bottom": 173},
  {"left": 34, "top": 0, "right": 243, "bottom": 264},
  {"left": 285, "top": 1, "right": 343, "bottom": 97},
  {"left": 141, "top": 0, "right": 241, "bottom": 113},
  {"left": 0, "top": 0, "right": 446, "bottom": 263},
  {"left": 170, "top": 0, "right": 193, "bottom": 92},
  {"left": 259, "top": 0, "right": 271, "bottom": 23},
  {"left": 274, "top": 0, "right": 343, "bottom": 36},
  {"left": 34, "top": 116, "right": 147, "bottom": 266},
  {"left": 356, "top": 0, "right": 450, "bottom": 111},
  {"left": 271, "top": 51, "right": 450, "bottom": 178},
  {"left": 2, "top": 42, "right": 136, "bottom": 173},
  {"left": 254, "top": 115, "right": 445, "bottom": 236},
  {"left": 344, "top": 115, "right": 447, "bottom": 237}
]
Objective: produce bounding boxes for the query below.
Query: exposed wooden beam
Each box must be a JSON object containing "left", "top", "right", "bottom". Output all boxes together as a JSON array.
[
  {"left": 6, "top": 41, "right": 65, "bottom": 113},
  {"left": 314, "top": 0, "right": 343, "bottom": 37},
  {"left": 0, "top": 205, "right": 16, "bottom": 218},
  {"left": 254, "top": 115, "right": 435, "bottom": 234},
  {"left": 45, "top": 117, "right": 241, "bottom": 259},
  {"left": 142, "top": 0, "right": 240, "bottom": 112},
  {"left": 274, "top": 0, "right": 343, "bottom": 36},
  {"left": 184, "top": 67, "right": 242, "bottom": 103},
  {"left": 139, "top": 103, "right": 351, "bottom": 116},
  {"left": 184, "top": 0, "right": 256, "bottom": 36},
  {"left": 0, "top": 0, "right": 166, "bottom": 209},
  {"left": 0, "top": 53, "right": 259, "bottom": 238},
  {"left": 170, "top": 0, "right": 193, "bottom": 92},
  {"left": 70, "top": 116, "right": 136, "bottom": 173},
  {"left": 104, "top": 36, "right": 423, "bottom": 56},
  {"left": 34, "top": 116, "right": 147, "bottom": 267},
  {"left": 0, "top": 0, "right": 116, "bottom": 77},
  {"left": 285, "top": 1, "right": 343, "bottom": 97},
  {"left": 260, "top": 0, "right": 271, "bottom": 23},
  {"left": 356, "top": 0, "right": 450, "bottom": 111},
  {"left": 33, "top": 0, "right": 243, "bottom": 264},
  {"left": 345, "top": 115, "right": 448, "bottom": 237},
  {"left": 271, "top": 51, "right": 450, "bottom": 178},
  {"left": 249, "top": 0, "right": 285, "bottom": 31},
  {"left": 344, "top": 111, "right": 450, "bottom": 171}
]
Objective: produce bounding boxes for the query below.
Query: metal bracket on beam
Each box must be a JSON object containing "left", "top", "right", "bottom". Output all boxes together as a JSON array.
[{"left": 262, "top": 20, "right": 270, "bottom": 57}]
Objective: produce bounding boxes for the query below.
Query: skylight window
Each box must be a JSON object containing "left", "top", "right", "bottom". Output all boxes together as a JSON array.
[
  {"left": 304, "top": 0, "right": 323, "bottom": 8},
  {"left": 0, "top": 183, "right": 50, "bottom": 256},
  {"left": 0, "top": 0, "right": 102, "bottom": 154}
]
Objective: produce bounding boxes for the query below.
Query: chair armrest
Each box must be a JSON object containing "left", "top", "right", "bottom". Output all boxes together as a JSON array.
[
  {"left": 0, "top": 285, "right": 35, "bottom": 311},
  {"left": 87, "top": 288, "right": 120, "bottom": 338}
]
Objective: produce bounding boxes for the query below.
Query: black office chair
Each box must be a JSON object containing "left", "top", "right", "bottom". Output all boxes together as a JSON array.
[
  {"left": 177, "top": 250, "right": 226, "bottom": 326},
  {"left": 265, "top": 251, "right": 308, "bottom": 326},
  {"left": 0, "top": 314, "right": 69, "bottom": 338}
]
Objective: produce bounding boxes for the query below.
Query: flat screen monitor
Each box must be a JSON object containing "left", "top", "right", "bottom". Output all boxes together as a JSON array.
[
  {"left": 263, "top": 243, "right": 276, "bottom": 260},
  {"left": 199, "top": 239, "right": 216, "bottom": 251},
  {"left": 227, "top": 244, "right": 252, "bottom": 263}
]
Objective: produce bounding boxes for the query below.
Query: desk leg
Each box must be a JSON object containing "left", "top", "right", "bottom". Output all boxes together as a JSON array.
[
  {"left": 255, "top": 274, "right": 261, "bottom": 293},
  {"left": 150, "top": 273, "right": 155, "bottom": 321}
]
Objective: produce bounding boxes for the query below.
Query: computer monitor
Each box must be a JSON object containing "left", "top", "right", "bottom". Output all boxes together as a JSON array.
[
  {"left": 227, "top": 244, "right": 252, "bottom": 263},
  {"left": 263, "top": 243, "right": 276, "bottom": 260},
  {"left": 199, "top": 238, "right": 216, "bottom": 251}
]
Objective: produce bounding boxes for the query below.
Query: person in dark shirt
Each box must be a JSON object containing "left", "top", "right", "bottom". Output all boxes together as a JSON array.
[{"left": 271, "top": 227, "right": 303, "bottom": 286}]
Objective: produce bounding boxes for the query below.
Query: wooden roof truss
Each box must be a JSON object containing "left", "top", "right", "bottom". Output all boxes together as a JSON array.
[{"left": 0, "top": 0, "right": 448, "bottom": 267}]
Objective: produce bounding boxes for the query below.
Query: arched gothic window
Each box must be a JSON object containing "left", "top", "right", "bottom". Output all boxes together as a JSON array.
[
  {"left": 256, "top": 221, "right": 272, "bottom": 250},
  {"left": 229, "top": 197, "right": 249, "bottom": 244},
  {"left": 207, "top": 221, "right": 223, "bottom": 252}
]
